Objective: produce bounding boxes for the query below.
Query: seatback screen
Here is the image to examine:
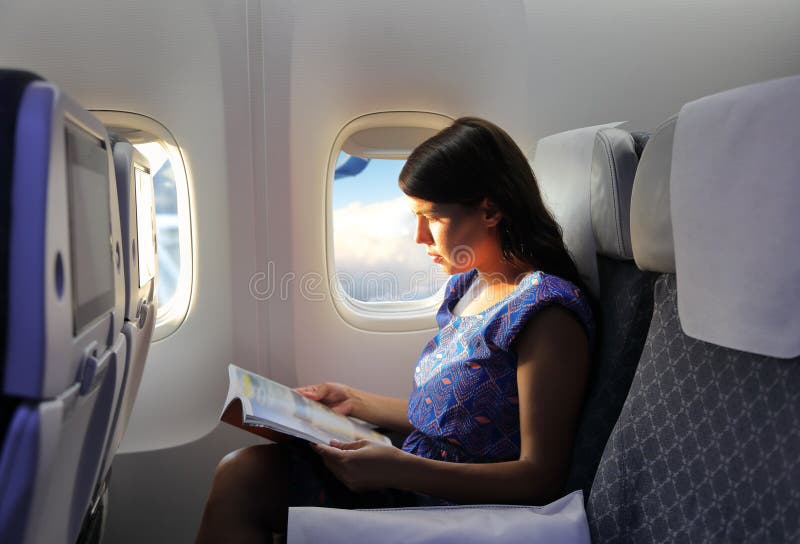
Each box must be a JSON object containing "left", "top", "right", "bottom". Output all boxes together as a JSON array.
[
  {"left": 65, "top": 122, "right": 115, "bottom": 335},
  {"left": 134, "top": 165, "right": 156, "bottom": 287}
]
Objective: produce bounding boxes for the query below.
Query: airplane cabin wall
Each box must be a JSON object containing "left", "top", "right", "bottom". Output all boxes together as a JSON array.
[
  {"left": 0, "top": 0, "right": 239, "bottom": 453},
  {"left": 1, "top": 0, "right": 797, "bottom": 460},
  {"left": 265, "top": 0, "right": 800, "bottom": 404},
  {"left": 264, "top": 0, "right": 530, "bottom": 399},
  {"left": 0, "top": 1, "right": 798, "bottom": 542},
  {"left": 523, "top": 0, "right": 800, "bottom": 142}
]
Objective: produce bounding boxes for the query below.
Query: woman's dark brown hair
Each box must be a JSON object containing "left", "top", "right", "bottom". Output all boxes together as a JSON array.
[{"left": 399, "top": 117, "right": 582, "bottom": 287}]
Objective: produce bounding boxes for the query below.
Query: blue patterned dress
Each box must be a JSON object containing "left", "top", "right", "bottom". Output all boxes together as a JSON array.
[{"left": 402, "top": 268, "right": 594, "bottom": 464}]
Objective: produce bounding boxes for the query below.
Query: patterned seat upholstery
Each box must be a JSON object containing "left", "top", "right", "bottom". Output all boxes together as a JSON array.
[
  {"left": 587, "top": 76, "right": 800, "bottom": 542},
  {"left": 565, "top": 256, "right": 657, "bottom": 497},
  {"left": 532, "top": 125, "right": 659, "bottom": 498},
  {"left": 589, "top": 276, "right": 800, "bottom": 542}
]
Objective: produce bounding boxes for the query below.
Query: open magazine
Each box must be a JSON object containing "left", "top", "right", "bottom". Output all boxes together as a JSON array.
[{"left": 220, "top": 364, "right": 391, "bottom": 446}]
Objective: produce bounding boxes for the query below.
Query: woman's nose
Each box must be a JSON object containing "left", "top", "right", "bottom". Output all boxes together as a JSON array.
[{"left": 414, "top": 217, "right": 433, "bottom": 245}]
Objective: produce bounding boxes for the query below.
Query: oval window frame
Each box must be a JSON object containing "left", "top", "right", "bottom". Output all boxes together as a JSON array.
[
  {"left": 92, "top": 110, "right": 194, "bottom": 341},
  {"left": 326, "top": 111, "right": 453, "bottom": 332}
]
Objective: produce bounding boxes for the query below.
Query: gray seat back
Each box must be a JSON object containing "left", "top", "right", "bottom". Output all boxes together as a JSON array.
[
  {"left": 101, "top": 137, "right": 158, "bottom": 482},
  {"left": 587, "top": 75, "right": 800, "bottom": 542},
  {"left": 532, "top": 125, "right": 659, "bottom": 498}
]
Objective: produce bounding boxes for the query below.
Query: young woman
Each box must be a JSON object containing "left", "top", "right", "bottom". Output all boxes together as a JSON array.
[{"left": 196, "top": 117, "right": 593, "bottom": 543}]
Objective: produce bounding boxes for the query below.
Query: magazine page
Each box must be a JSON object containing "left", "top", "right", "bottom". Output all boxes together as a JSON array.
[{"left": 224, "top": 364, "right": 390, "bottom": 445}]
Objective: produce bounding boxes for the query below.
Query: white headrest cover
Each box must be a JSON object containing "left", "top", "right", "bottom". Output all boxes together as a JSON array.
[
  {"left": 590, "top": 128, "right": 640, "bottom": 260},
  {"left": 671, "top": 75, "right": 800, "bottom": 358},
  {"left": 531, "top": 122, "right": 621, "bottom": 295},
  {"left": 630, "top": 116, "right": 677, "bottom": 273}
]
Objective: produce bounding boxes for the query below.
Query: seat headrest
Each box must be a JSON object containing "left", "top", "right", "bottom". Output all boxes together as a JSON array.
[
  {"left": 630, "top": 116, "right": 677, "bottom": 273},
  {"left": 532, "top": 122, "right": 643, "bottom": 295},
  {"left": 590, "top": 127, "right": 647, "bottom": 261},
  {"left": 671, "top": 75, "right": 800, "bottom": 358}
]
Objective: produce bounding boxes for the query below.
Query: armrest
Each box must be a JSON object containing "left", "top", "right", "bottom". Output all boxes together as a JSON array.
[{"left": 288, "top": 490, "right": 589, "bottom": 544}]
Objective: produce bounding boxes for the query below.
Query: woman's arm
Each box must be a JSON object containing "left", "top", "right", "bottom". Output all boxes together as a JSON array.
[
  {"left": 350, "top": 389, "right": 413, "bottom": 433},
  {"left": 296, "top": 383, "right": 412, "bottom": 433},
  {"left": 315, "top": 305, "right": 590, "bottom": 504}
]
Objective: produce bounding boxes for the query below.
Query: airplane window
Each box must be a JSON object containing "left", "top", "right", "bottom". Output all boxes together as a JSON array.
[
  {"left": 326, "top": 111, "right": 453, "bottom": 332},
  {"left": 327, "top": 112, "right": 453, "bottom": 332},
  {"left": 133, "top": 141, "right": 183, "bottom": 309},
  {"left": 131, "top": 138, "right": 192, "bottom": 340},
  {"left": 92, "top": 110, "right": 193, "bottom": 341},
  {"left": 332, "top": 151, "right": 448, "bottom": 303}
]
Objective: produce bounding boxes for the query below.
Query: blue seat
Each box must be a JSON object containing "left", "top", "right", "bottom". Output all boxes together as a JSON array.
[
  {"left": 531, "top": 122, "right": 660, "bottom": 497},
  {"left": 0, "top": 70, "right": 128, "bottom": 544},
  {"left": 69, "top": 136, "right": 161, "bottom": 543}
]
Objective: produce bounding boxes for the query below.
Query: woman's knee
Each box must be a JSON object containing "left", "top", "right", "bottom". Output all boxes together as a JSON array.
[
  {"left": 212, "top": 444, "right": 287, "bottom": 497},
  {"left": 199, "top": 445, "right": 289, "bottom": 541}
]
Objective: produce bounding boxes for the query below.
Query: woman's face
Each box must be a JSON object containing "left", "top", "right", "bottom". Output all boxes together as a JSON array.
[{"left": 406, "top": 196, "right": 502, "bottom": 275}]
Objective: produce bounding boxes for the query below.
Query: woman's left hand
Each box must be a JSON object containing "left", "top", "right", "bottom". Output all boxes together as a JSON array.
[{"left": 313, "top": 440, "right": 410, "bottom": 492}]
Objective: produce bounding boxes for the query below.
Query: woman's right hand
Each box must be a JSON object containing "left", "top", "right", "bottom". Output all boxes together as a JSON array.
[{"left": 295, "top": 383, "right": 359, "bottom": 417}]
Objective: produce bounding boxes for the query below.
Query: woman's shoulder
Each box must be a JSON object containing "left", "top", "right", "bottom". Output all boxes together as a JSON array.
[
  {"left": 488, "top": 270, "right": 594, "bottom": 347},
  {"left": 529, "top": 271, "right": 587, "bottom": 302},
  {"left": 524, "top": 271, "right": 592, "bottom": 317}
]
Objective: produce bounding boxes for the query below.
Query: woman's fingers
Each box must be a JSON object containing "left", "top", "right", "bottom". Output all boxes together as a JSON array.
[
  {"left": 312, "top": 440, "right": 365, "bottom": 460},
  {"left": 313, "top": 440, "right": 396, "bottom": 492},
  {"left": 311, "top": 442, "right": 336, "bottom": 455},
  {"left": 330, "top": 440, "right": 369, "bottom": 451},
  {"left": 295, "top": 384, "right": 326, "bottom": 400},
  {"left": 294, "top": 386, "right": 314, "bottom": 398},
  {"left": 296, "top": 384, "right": 355, "bottom": 416},
  {"left": 312, "top": 443, "right": 343, "bottom": 466}
]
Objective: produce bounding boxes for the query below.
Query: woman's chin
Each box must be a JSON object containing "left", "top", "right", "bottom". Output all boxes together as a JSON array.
[
  {"left": 435, "top": 262, "right": 453, "bottom": 275},
  {"left": 438, "top": 263, "right": 469, "bottom": 276}
]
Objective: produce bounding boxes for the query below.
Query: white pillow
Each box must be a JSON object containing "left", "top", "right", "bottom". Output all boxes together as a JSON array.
[{"left": 287, "top": 490, "right": 589, "bottom": 544}]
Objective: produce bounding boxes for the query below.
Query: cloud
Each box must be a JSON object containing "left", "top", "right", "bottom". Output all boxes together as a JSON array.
[
  {"left": 333, "top": 197, "right": 447, "bottom": 301},
  {"left": 334, "top": 197, "right": 417, "bottom": 266}
]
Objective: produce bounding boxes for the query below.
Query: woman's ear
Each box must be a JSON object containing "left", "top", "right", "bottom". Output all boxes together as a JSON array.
[{"left": 480, "top": 198, "right": 503, "bottom": 228}]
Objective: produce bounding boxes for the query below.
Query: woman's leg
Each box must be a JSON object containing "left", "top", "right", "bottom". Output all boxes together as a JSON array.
[{"left": 196, "top": 444, "right": 289, "bottom": 543}]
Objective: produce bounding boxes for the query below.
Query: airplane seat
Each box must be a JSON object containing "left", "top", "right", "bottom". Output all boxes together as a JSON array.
[
  {"left": 0, "top": 70, "right": 128, "bottom": 544},
  {"left": 587, "top": 75, "right": 800, "bottom": 542},
  {"left": 102, "top": 136, "right": 157, "bottom": 483},
  {"left": 286, "top": 124, "right": 663, "bottom": 542},
  {"left": 531, "top": 124, "right": 659, "bottom": 498},
  {"left": 73, "top": 136, "right": 159, "bottom": 544}
]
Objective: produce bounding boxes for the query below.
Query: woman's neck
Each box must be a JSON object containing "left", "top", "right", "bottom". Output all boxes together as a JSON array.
[
  {"left": 475, "top": 258, "right": 534, "bottom": 288},
  {"left": 454, "top": 262, "right": 535, "bottom": 317}
]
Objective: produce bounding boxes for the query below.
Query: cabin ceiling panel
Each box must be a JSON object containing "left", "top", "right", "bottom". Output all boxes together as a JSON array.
[{"left": 523, "top": 0, "right": 800, "bottom": 142}]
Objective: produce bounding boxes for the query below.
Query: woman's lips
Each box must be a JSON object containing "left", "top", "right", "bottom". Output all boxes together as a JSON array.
[{"left": 428, "top": 253, "right": 443, "bottom": 263}]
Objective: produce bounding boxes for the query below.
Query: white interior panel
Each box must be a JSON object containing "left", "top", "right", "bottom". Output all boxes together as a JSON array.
[
  {"left": 0, "top": 0, "right": 236, "bottom": 451},
  {"left": 261, "top": 1, "right": 529, "bottom": 396}
]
